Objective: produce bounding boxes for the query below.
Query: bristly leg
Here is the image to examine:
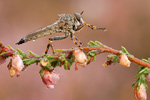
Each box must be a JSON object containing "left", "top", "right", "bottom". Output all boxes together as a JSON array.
[
  {"left": 45, "top": 34, "right": 69, "bottom": 54},
  {"left": 45, "top": 39, "right": 55, "bottom": 54},
  {"left": 70, "top": 33, "right": 85, "bottom": 50}
]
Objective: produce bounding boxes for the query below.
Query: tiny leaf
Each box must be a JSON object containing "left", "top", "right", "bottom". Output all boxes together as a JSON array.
[
  {"left": 121, "top": 46, "right": 129, "bottom": 54},
  {"left": 54, "top": 49, "right": 68, "bottom": 53},
  {"left": 142, "top": 59, "right": 150, "bottom": 64},
  {"left": 8, "top": 45, "right": 15, "bottom": 51},
  {"left": 64, "top": 60, "right": 70, "bottom": 70},
  {"left": 89, "top": 50, "right": 98, "bottom": 56},
  {"left": 95, "top": 41, "right": 108, "bottom": 47},
  {"left": 28, "top": 50, "right": 40, "bottom": 57},
  {"left": 17, "top": 49, "right": 27, "bottom": 58},
  {"left": 23, "top": 58, "right": 39, "bottom": 65},
  {"left": 45, "top": 54, "right": 57, "bottom": 59},
  {"left": 88, "top": 41, "right": 100, "bottom": 47},
  {"left": 0, "top": 51, "right": 8, "bottom": 56}
]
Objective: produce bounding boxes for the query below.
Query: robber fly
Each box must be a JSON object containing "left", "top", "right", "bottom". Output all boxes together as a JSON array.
[{"left": 16, "top": 11, "right": 106, "bottom": 54}]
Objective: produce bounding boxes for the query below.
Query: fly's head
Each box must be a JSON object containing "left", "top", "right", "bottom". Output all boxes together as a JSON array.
[{"left": 73, "top": 12, "right": 85, "bottom": 31}]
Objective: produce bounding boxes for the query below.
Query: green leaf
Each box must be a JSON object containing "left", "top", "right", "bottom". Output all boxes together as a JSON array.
[
  {"left": 67, "top": 55, "right": 74, "bottom": 66},
  {"left": 17, "top": 49, "right": 27, "bottom": 58},
  {"left": 132, "top": 82, "right": 136, "bottom": 87},
  {"left": 142, "top": 59, "right": 150, "bottom": 64},
  {"left": 28, "top": 50, "right": 40, "bottom": 57},
  {"left": 107, "top": 54, "right": 118, "bottom": 64},
  {"left": 54, "top": 49, "right": 68, "bottom": 53},
  {"left": 50, "top": 59, "right": 61, "bottom": 68},
  {"left": 89, "top": 50, "right": 98, "bottom": 56},
  {"left": 60, "top": 53, "right": 66, "bottom": 57},
  {"left": 43, "top": 66, "right": 52, "bottom": 71},
  {"left": 119, "top": 51, "right": 124, "bottom": 54},
  {"left": 88, "top": 41, "right": 100, "bottom": 47},
  {"left": 95, "top": 41, "right": 108, "bottom": 47},
  {"left": 141, "top": 74, "right": 145, "bottom": 83},
  {"left": 64, "top": 60, "right": 70, "bottom": 70},
  {"left": 138, "top": 68, "right": 148, "bottom": 76},
  {"left": 45, "top": 54, "right": 57, "bottom": 59},
  {"left": 135, "top": 70, "right": 148, "bottom": 90},
  {"left": 143, "top": 69, "right": 150, "bottom": 74},
  {"left": 8, "top": 45, "right": 15, "bottom": 51},
  {"left": 113, "top": 55, "right": 119, "bottom": 64},
  {"left": 137, "top": 80, "right": 141, "bottom": 90},
  {"left": 23, "top": 58, "right": 39, "bottom": 65},
  {"left": 0, "top": 51, "right": 8, "bottom": 56},
  {"left": 121, "top": 46, "right": 129, "bottom": 54},
  {"left": 128, "top": 54, "right": 134, "bottom": 58},
  {"left": 143, "top": 83, "right": 148, "bottom": 89},
  {"left": 93, "top": 56, "right": 96, "bottom": 62},
  {"left": 39, "top": 68, "right": 44, "bottom": 77}
]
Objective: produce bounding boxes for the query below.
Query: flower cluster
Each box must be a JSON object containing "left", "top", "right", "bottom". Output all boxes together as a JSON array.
[{"left": 0, "top": 41, "right": 90, "bottom": 88}]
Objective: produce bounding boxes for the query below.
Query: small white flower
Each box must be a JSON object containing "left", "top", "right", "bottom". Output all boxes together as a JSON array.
[
  {"left": 119, "top": 53, "right": 131, "bottom": 67},
  {"left": 73, "top": 49, "right": 87, "bottom": 68}
]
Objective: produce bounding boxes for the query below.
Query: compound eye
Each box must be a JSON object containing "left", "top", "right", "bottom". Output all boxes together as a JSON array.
[{"left": 74, "top": 13, "right": 81, "bottom": 22}]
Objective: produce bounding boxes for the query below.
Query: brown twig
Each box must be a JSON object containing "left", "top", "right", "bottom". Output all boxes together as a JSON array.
[{"left": 82, "top": 47, "right": 150, "bottom": 68}]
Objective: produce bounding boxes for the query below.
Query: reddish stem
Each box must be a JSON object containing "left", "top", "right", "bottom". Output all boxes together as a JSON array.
[{"left": 82, "top": 47, "right": 150, "bottom": 68}]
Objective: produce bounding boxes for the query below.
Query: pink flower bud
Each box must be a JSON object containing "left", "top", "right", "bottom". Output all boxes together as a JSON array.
[
  {"left": 8, "top": 54, "right": 24, "bottom": 77},
  {"left": 41, "top": 70, "right": 60, "bottom": 89},
  {"left": 73, "top": 49, "right": 87, "bottom": 70},
  {"left": 134, "top": 84, "right": 147, "bottom": 100},
  {"left": 145, "top": 73, "right": 150, "bottom": 81},
  {"left": 119, "top": 54, "right": 131, "bottom": 67},
  {"left": 12, "top": 54, "right": 24, "bottom": 71}
]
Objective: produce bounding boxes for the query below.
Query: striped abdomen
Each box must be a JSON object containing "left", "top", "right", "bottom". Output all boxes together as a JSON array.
[{"left": 16, "top": 22, "right": 59, "bottom": 45}]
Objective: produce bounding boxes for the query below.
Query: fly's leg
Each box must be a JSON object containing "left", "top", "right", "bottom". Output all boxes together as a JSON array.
[
  {"left": 73, "top": 36, "right": 83, "bottom": 46},
  {"left": 70, "top": 33, "right": 84, "bottom": 49},
  {"left": 45, "top": 39, "right": 54, "bottom": 54},
  {"left": 85, "top": 23, "right": 107, "bottom": 31},
  {"left": 45, "top": 33, "right": 69, "bottom": 54},
  {"left": 70, "top": 34, "right": 88, "bottom": 55}
]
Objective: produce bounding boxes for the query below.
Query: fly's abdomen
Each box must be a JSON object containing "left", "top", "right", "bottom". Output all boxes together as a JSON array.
[{"left": 16, "top": 23, "right": 58, "bottom": 45}]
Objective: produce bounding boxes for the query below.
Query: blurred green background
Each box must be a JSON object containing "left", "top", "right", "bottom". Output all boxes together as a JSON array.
[{"left": 0, "top": 0, "right": 150, "bottom": 100}]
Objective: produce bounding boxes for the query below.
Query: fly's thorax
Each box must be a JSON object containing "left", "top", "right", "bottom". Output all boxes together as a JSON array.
[
  {"left": 59, "top": 14, "right": 73, "bottom": 22},
  {"left": 57, "top": 14, "right": 74, "bottom": 31}
]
